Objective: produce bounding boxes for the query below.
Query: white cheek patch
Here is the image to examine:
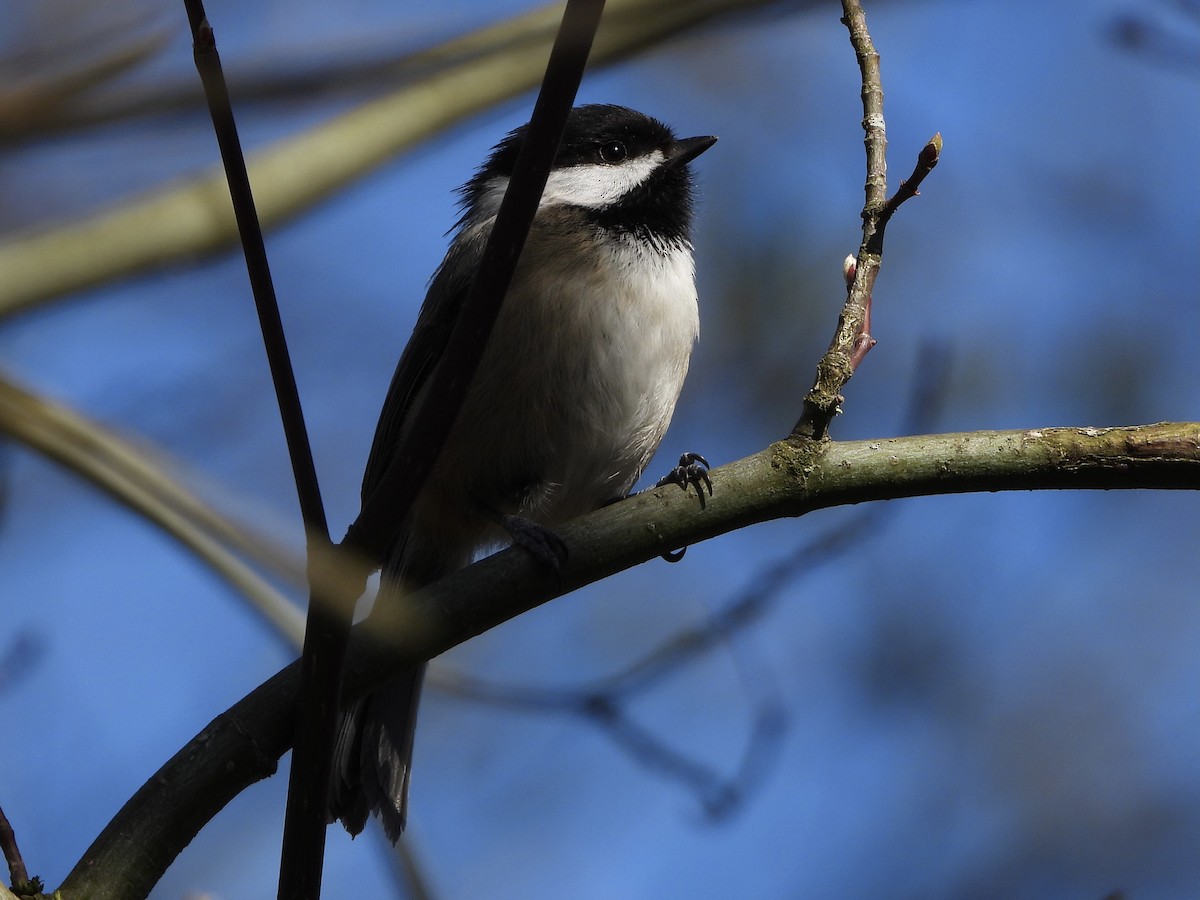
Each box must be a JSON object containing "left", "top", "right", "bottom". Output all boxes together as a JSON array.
[
  {"left": 541, "top": 151, "right": 664, "bottom": 209},
  {"left": 475, "top": 149, "right": 665, "bottom": 216}
]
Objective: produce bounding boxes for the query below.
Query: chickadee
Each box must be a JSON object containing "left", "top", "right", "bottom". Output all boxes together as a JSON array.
[{"left": 329, "top": 104, "right": 716, "bottom": 841}]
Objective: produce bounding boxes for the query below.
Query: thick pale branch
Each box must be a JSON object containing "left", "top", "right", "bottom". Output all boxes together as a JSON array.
[
  {"left": 59, "top": 421, "right": 1200, "bottom": 899},
  {"left": 0, "top": 0, "right": 786, "bottom": 317}
]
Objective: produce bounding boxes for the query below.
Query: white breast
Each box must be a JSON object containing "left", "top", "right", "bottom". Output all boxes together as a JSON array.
[{"left": 444, "top": 219, "right": 699, "bottom": 523}]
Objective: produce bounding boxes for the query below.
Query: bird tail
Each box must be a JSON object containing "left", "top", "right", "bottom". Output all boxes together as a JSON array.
[
  {"left": 329, "top": 539, "right": 458, "bottom": 842},
  {"left": 329, "top": 662, "right": 426, "bottom": 842}
]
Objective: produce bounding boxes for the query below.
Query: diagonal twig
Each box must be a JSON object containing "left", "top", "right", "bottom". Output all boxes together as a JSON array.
[
  {"left": 0, "top": 804, "right": 34, "bottom": 895},
  {"left": 0, "top": 373, "right": 308, "bottom": 645}
]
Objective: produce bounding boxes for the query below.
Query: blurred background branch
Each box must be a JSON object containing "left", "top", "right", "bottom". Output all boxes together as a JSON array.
[
  {"left": 0, "top": 371, "right": 307, "bottom": 644},
  {"left": 0, "top": 0, "right": 795, "bottom": 318},
  {"left": 1110, "top": 0, "right": 1200, "bottom": 73}
]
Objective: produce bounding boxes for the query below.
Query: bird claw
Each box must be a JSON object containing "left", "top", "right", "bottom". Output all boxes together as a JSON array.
[
  {"left": 499, "top": 514, "right": 568, "bottom": 572},
  {"left": 655, "top": 452, "right": 713, "bottom": 562},
  {"left": 656, "top": 452, "right": 713, "bottom": 504},
  {"left": 661, "top": 546, "right": 688, "bottom": 563}
]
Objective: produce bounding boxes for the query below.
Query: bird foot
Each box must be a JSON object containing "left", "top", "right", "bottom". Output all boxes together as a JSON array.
[
  {"left": 499, "top": 514, "right": 569, "bottom": 572},
  {"left": 656, "top": 452, "right": 713, "bottom": 505},
  {"left": 654, "top": 452, "right": 713, "bottom": 563}
]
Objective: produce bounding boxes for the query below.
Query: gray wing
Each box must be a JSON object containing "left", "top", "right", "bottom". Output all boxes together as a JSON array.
[{"left": 360, "top": 230, "right": 488, "bottom": 507}]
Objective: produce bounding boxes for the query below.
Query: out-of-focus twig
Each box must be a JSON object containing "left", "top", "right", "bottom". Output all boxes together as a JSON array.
[
  {"left": 0, "top": 0, "right": 792, "bottom": 319},
  {"left": 1110, "top": 0, "right": 1200, "bottom": 73},
  {"left": 0, "top": 372, "right": 306, "bottom": 645},
  {"left": 0, "top": 20, "right": 173, "bottom": 141},
  {"left": 0, "top": 631, "right": 48, "bottom": 699}
]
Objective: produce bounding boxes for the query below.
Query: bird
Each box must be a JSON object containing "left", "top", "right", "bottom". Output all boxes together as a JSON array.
[{"left": 328, "top": 103, "right": 716, "bottom": 842}]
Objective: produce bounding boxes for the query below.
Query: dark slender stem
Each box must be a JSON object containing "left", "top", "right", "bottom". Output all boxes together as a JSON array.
[
  {"left": 181, "top": 3, "right": 340, "bottom": 898},
  {"left": 185, "top": 0, "right": 604, "bottom": 894},
  {"left": 180, "top": 13, "right": 327, "bottom": 534},
  {"left": 0, "top": 803, "right": 30, "bottom": 890},
  {"left": 342, "top": 0, "right": 607, "bottom": 562},
  {"left": 296, "top": 0, "right": 602, "bottom": 894}
]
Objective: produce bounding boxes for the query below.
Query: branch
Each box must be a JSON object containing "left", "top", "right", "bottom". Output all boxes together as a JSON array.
[
  {"left": 183, "top": 4, "right": 346, "bottom": 896},
  {"left": 0, "top": 0, "right": 791, "bottom": 318},
  {"left": 0, "top": 804, "right": 31, "bottom": 893},
  {"left": 793, "top": 0, "right": 941, "bottom": 440},
  {"left": 0, "top": 372, "right": 307, "bottom": 644},
  {"left": 431, "top": 341, "right": 950, "bottom": 812},
  {"left": 0, "top": 12, "right": 172, "bottom": 142},
  {"left": 880, "top": 133, "right": 942, "bottom": 225},
  {"left": 57, "top": 421, "right": 1200, "bottom": 899}
]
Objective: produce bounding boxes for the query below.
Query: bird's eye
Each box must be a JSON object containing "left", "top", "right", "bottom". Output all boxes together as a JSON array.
[{"left": 598, "top": 141, "right": 628, "bottom": 164}]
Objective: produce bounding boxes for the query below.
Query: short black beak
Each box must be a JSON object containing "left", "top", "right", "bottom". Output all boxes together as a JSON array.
[{"left": 663, "top": 134, "right": 718, "bottom": 168}]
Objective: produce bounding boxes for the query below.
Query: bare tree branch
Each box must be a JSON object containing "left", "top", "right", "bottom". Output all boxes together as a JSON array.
[
  {"left": 0, "top": 14, "right": 172, "bottom": 141},
  {"left": 431, "top": 342, "right": 948, "bottom": 814},
  {"left": 56, "top": 421, "right": 1200, "bottom": 900}
]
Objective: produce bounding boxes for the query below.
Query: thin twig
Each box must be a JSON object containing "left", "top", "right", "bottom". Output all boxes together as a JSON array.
[
  {"left": 381, "top": 832, "right": 435, "bottom": 900},
  {"left": 879, "top": 134, "right": 942, "bottom": 225},
  {"left": 0, "top": 373, "right": 307, "bottom": 646},
  {"left": 792, "top": 0, "right": 940, "bottom": 441},
  {"left": 0, "top": 804, "right": 30, "bottom": 892}
]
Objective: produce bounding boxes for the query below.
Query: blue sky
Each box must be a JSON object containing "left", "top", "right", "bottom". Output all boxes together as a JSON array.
[{"left": 2, "top": 1, "right": 1200, "bottom": 898}]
